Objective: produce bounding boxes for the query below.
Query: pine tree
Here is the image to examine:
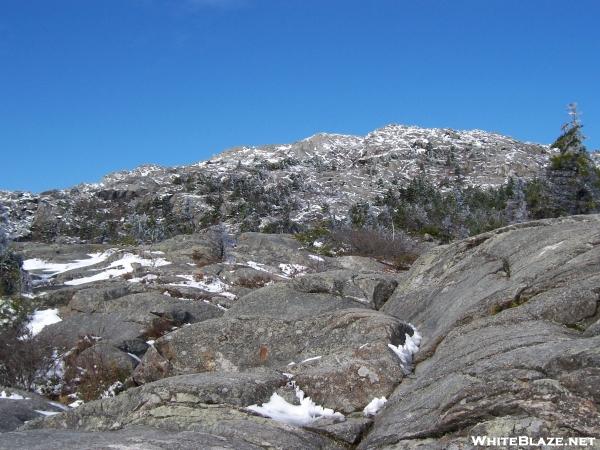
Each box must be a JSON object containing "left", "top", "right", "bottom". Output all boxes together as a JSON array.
[
  {"left": 552, "top": 103, "right": 586, "bottom": 154},
  {"left": 544, "top": 103, "right": 600, "bottom": 215}
]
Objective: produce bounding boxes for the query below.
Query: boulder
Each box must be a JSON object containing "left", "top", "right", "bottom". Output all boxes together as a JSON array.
[
  {"left": 36, "top": 313, "right": 143, "bottom": 350},
  {"left": 226, "top": 283, "right": 370, "bottom": 320},
  {"left": 231, "top": 233, "right": 319, "bottom": 269},
  {"left": 291, "top": 269, "right": 399, "bottom": 309},
  {"left": 69, "top": 292, "right": 223, "bottom": 325},
  {"left": 66, "top": 281, "right": 146, "bottom": 313}
]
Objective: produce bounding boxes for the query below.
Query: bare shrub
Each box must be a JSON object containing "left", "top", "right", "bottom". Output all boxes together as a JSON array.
[
  {"left": 191, "top": 249, "right": 221, "bottom": 268},
  {"left": 62, "top": 335, "right": 129, "bottom": 402},
  {"left": 142, "top": 316, "right": 176, "bottom": 340},
  {"left": 236, "top": 275, "right": 272, "bottom": 289},
  {"left": 74, "top": 352, "right": 128, "bottom": 401},
  {"left": 193, "top": 271, "right": 205, "bottom": 281},
  {"left": 0, "top": 323, "right": 56, "bottom": 391},
  {"left": 331, "top": 227, "right": 420, "bottom": 270}
]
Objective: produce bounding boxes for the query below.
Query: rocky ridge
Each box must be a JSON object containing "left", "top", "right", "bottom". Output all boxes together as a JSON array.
[{"left": 0, "top": 124, "right": 559, "bottom": 243}]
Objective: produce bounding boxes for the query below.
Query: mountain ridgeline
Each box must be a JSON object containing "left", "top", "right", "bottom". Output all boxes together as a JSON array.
[{"left": 1, "top": 123, "right": 600, "bottom": 246}]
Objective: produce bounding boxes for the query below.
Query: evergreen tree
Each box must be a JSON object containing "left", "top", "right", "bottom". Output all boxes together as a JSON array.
[{"left": 544, "top": 103, "right": 600, "bottom": 215}]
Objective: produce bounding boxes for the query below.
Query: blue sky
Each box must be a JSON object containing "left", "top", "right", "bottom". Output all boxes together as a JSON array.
[{"left": 1, "top": 0, "right": 599, "bottom": 192}]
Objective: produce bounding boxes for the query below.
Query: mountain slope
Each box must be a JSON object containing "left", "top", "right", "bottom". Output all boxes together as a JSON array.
[{"left": 1, "top": 124, "right": 557, "bottom": 243}]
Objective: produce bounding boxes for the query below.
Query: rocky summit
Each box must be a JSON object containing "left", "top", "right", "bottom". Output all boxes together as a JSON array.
[{"left": 0, "top": 125, "right": 599, "bottom": 449}]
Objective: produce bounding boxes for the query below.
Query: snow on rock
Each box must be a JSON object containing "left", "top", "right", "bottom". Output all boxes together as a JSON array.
[
  {"left": 127, "top": 274, "right": 158, "bottom": 283},
  {"left": 26, "top": 309, "right": 62, "bottom": 336},
  {"left": 247, "top": 382, "right": 344, "bottom": 427},
  {"left": 0, "top": 390, "right": 30, "bottom": 400},
  {"left": 279, "top": 263, "right": 308, "bottom": 277},
  {"left": 363, "top": 396, "right": 387, "bottom": 417},
  {"left": 300, "top": 355, "right": 322, "bottom": 364},
  {"left": 169, "top": 274, "right": 229, "bottom": 294},
  {"left": 246, "top": 261, "right": 272, "bottom": 273},
  {"left": 127, "top": 352, "right": 142, "bottom": 363},
  {"left": 23, "top": 250, "right": 117, "bottom": 276},
  {"left": 100, "top": 381, "right": 124, "bottom": 399},
  {"left": 64, "top": 253, "right": 170, "bottom": 286},
  {"left": 387, "top": 325, "right": 422, "bottom": 375},
  {"left": 34, "top": 410, "right": 61, "bottom": 416}
]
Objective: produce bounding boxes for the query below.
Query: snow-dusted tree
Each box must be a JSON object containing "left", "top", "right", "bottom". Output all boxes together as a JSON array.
[
  {"left": 543, "top": 103, "right": 600, "bottom": 216},
  {"left": 552, "top": 102, "right": 586, "bottom": 154}
]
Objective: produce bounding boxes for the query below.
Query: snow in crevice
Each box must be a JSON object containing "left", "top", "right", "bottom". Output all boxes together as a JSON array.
[
  {"left": 388, "top": 324, "right": 421, "bottom": 375},
  {"left": 34, "top": 410, "right": 61, "bottom": 416},
  {"left": 299, "top": 355, "right": 322, "bottom": 364},
  {"left": 538, "top": 240, "right": 564, "bottom": 257},
  {"left": 363, "top": 396, "right": 387, "bottom": 417},
  {"left": 247, "top": 378, "right": 344, "bottom": 426}
]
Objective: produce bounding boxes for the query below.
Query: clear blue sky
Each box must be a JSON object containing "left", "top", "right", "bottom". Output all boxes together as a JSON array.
[{"left": 1, "top": 0, "right": 599, "bottom": 192}]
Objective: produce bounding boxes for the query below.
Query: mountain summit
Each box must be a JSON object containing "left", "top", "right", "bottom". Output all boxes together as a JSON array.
[{"left": 0, "top": 124, "right": 558, "bottom": 243}]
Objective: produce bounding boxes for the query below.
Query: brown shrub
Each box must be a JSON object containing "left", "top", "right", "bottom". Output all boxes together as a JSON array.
[
  {"left": 62, "top": 345, "right": 129, "bottom": 402},
  {"left": 61, "top": 335, "right": 129, "bottom": 402},
  {"left": 193, "top": 271, "right": 205, "bottom": 281},
  {"left": 191, "top": 249, "right": 221, "bottom": 268},
  {"left": 331, "top": 228, "right": 420, "bottom": 270},
  {"left": 74, "top": 352, "right": 129, "bottom": 402},
  {"left": 0, "top": 324, "right": 56, "bottom": 391},
  {"left": 142, "top": 316, "right": 176, "bottom": 340},
  {"left": 236, "top": 275, "right": 272, "bottom": 289}
]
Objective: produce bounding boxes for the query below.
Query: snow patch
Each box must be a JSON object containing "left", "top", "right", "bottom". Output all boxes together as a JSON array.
[
  {"left": 23, "top": 250, "right": 116, "bottom": 276},
  {"left": 300, "top": 355, "right": 322, "bottom": 364},
  {"left": 247, "top": 381, "right": 344, "bottom": 426},
  {"left": 128, "top": 274, "right": 158, "bottom": 283},
  {"left": 100, "top": 381, "right": 124, "bottom": 399},
  {"left": 169, "top": 274, "right": 229, "bottom": 294},
  {"left": 363, "top": 396, "right": 387, "bottom": 417},
  {"left": 65, "top": 253, "right": 170, "bottom": 286},
  {"left": 34, "top": 410, "right": 61, "bottom": 416},
  {"left": 26, "top": 309, "right": 62, "bottom": 336},
  {"left": 538, "top": 241, "right": 564, "bottom": 257},
  {"left": 279, "top": 263, "right": 308, "bottom": 277},
  {"left": 246, "top": 261, "right": 272, "bottom": 273},
  {"left": 127, "top": 352, "right": 142, "bottom": 363},
  {"left": 0, "top": 390, "right": 30, "bottom": 400}
]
